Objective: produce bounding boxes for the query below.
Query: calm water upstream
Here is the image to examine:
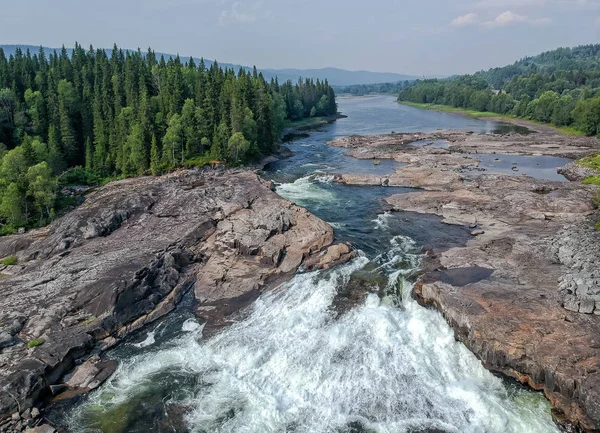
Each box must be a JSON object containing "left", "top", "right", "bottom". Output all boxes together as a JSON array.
[{"left": 60, "top": 96, "right": 560, "bottom": 433}]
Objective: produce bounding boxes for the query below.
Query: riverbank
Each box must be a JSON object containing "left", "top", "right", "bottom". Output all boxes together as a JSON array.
[
  {"left": 283, "top": 113, "right": 347, "bottom": 131},
  {"left": 0, "top": 169, "right": 355, "bottom": 431},
  {"left": 328, "top": 128, "right": 600, "bottom": 431},
  {"left": 397, "top": 101, "right": 586, "bottom": 137}
]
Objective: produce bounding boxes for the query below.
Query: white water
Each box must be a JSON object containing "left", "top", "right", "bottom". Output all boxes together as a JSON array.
[
  {"left": 373, "top": 212, "right": 393, "bottom": 231},
  {"left": 69, "top": 234, "right": 557, "bottom": 433},
  {"left": 275, "top": 176, "right": 337, "bottom": 204}
]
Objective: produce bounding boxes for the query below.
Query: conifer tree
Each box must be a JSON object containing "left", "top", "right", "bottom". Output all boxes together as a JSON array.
[
  {"left": 0, "top": 42, "right": 338, "bottom": 232},
  {"left": 150, "top": 134, "right": 160, "bottom": 176}
]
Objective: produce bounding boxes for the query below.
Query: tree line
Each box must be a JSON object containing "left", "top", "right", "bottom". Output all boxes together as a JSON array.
[
  {"left": 397, "top": 44, "right": 600, "bottom": 136},
  {"left": 0, "top": 43, "right": 338, "bottom": 232},
  {"left": 333, "top": 80, "right": 414, "bottom": 96}
]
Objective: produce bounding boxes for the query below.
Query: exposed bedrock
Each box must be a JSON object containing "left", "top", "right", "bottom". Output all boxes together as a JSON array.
[
  {"left": 331, "top": 130, "right": 600, "bottom": 431},
  {"left": 386, "top": 174, "right": 600, "bottom": 432},
  {"left": 329, "top": 129, "right": 600, "bottom": 160},
  {"left": 0, "top": 169, "right": 353, "bottom": 419}
]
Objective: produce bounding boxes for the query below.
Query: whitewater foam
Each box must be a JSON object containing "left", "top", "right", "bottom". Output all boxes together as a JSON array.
[
  {"left": 68, "top": 236, "right": 557, "bottom": 433},
  {"left": 373, "top": 212, "right": 393, "bottom": 230},
  {"left": 275, "top": 176, "right": 336, "bottom": 205}
]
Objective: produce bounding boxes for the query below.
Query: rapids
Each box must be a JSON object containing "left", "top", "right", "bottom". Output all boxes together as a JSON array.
[{"left": 61, "top": 96, "right": 560, "bottom": 433}]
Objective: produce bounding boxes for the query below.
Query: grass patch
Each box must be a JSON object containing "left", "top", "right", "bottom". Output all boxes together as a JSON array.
[
  {"left": 398, "top": 101, "right": 501, "bottom": 118},
  {"left": 27, "top": 339, "right": 44, "bottom": 348},
  {"left": 183, "top": 154, "right": 217, "bottom": 168},
  {"left": 583, "top": 175, "right": 600, "bottom": 229},
  {"left": 398, "top": 101, "right": 585, "bottom": 136},
  {"left": 0, "top": 256, "right": 17, "bottom": 266},
  {"left": 578, "top": 155, "right": 600, "bottom": 171},
  {"left": 583, "top": 176, "right": 600, "bottom": 186}
]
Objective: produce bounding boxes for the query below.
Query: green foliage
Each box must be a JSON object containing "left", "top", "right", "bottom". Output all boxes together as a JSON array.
[
  {"left": 0, "top": 44, "right": 337, "bottom": 234},
  {"left": 26, "top": 162, "right": 56, "bottom": 224},
  {"left": 182, "top": 154, "right": 215, "bottom": 168},
  {"left": 398, "top": 44, "right": 600, "bottom": 136},
  {"left": 150, "top": 134, "right": 161, "bottom": 176},
  {"left": 59, "top": 166, "right": 102, "bottom": 186},
  {"left": 0, "top": 183, "right": 26, "bottom": 227},
  {"left": 578, "top": 155, "right": 600, "bottom": 171},
  {"left": 0, "top": 256, "right": 17, "bottom": 266},
  {"left": 583, "top": 176, "right": 600, "bottom": 185},
  {"left": 397, "top": 102, "right": 499, "bottom": 118},
  {"left": 227, "top": 132, "right": 250, "bottom": 164},
  {"left": 27, "top": 339, "right": 44, "bottom": 348},
  {"left": 334, "top": 80, "right": 415, "bottom": 96}
]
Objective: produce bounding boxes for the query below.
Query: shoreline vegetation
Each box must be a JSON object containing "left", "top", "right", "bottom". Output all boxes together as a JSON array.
[
  {"left": 284, "top": 112, "right": 347, "bottom": 130},
  {"left": 397, "top": 101, "right": 585, "bottom": 136},
  {"left": 397, "top": 44, "right": 600, "bottom": 139}
]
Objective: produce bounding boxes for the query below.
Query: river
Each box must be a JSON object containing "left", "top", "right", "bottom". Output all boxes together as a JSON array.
[{"left": 58, "top": 96, "right": 564, "bottom": 433}]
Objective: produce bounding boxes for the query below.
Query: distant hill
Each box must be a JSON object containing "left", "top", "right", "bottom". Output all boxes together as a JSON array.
[
  {"left": 261, "top": 67, "right": 418, "bottom": 86},
  {"left": 0, "top": 44, "right": 418, "bottom": 86},
  {"left": 333, "top": 80, "right": 416, "bottom": 96},
  {"left": 475, "top": 44, "right": 600, "bottom": 89}
]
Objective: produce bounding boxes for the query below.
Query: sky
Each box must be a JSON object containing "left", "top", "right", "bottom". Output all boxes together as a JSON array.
[{"left": 0, "top": 0, "right": 599, "bottom": 76}]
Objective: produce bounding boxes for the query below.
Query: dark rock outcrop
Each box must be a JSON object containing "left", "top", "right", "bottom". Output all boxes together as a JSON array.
[{"left": 0, "top": 169, "right": 349, "bottom": 419}]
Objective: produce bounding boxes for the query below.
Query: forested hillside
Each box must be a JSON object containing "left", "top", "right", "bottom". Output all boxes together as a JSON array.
[
  {"left": 333, "top": 80, "right": 414, "bottom": 96},
  {"left": 0, "top": 43, "right": 337, "bottom": 233},
  {"left": 398, "top": 44, "right": 600, "bottom": 136}
]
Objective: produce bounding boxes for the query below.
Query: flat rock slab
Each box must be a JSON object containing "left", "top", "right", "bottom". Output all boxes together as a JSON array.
[
  {"left": 0, "top": 169, "right": 349, "bottom": 419},
  {"left": 333, "top": 129, "right": 600, "bottom": 431},
  {"left": 388, "top": 176, "right": 600, "bottom": 431}
]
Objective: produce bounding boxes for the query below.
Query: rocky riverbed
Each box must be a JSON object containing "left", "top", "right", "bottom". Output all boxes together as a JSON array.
[
  {"left": 329, "top": 128, "right": 600, "bottom": 432},
  {"left": 0, "top": 169, "right": 354, "bottom": 432}
]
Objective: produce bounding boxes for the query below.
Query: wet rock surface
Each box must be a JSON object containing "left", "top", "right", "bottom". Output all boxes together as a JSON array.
[
  {"left": 331, "top": 129, "right": 600, "bottom": 431},
  {"left": 0, "top": 168, "right": 349, "bottom": 424}
]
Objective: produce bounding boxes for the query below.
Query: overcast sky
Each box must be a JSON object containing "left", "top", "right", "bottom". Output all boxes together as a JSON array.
[{"left": 0, "top": 0, "right": 599, "bottom": 76}]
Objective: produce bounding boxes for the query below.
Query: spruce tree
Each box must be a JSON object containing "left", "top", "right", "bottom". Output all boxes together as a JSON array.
[
  {"left": 150, "top": 134, "right": 160, "bottom": 176},
  {"left": 0, "top": 43, "right": 339, "bottom": 231}
]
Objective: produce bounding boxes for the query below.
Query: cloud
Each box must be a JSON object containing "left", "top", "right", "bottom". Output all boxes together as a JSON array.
[
  {"left": 596, "top": 15, "right": 600, "bottom": 24},
  {"left": 451, "top": 10, "right": 552, "bottom": 27},
  {"left": 451, "top": 12, "right": 479, "bottom": 26},
  {"left": 483, "top": 10, "right": 527, "bottom": 26},
  {"left": 219, "top": 1, "right": 264, "bottom": 25}
]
